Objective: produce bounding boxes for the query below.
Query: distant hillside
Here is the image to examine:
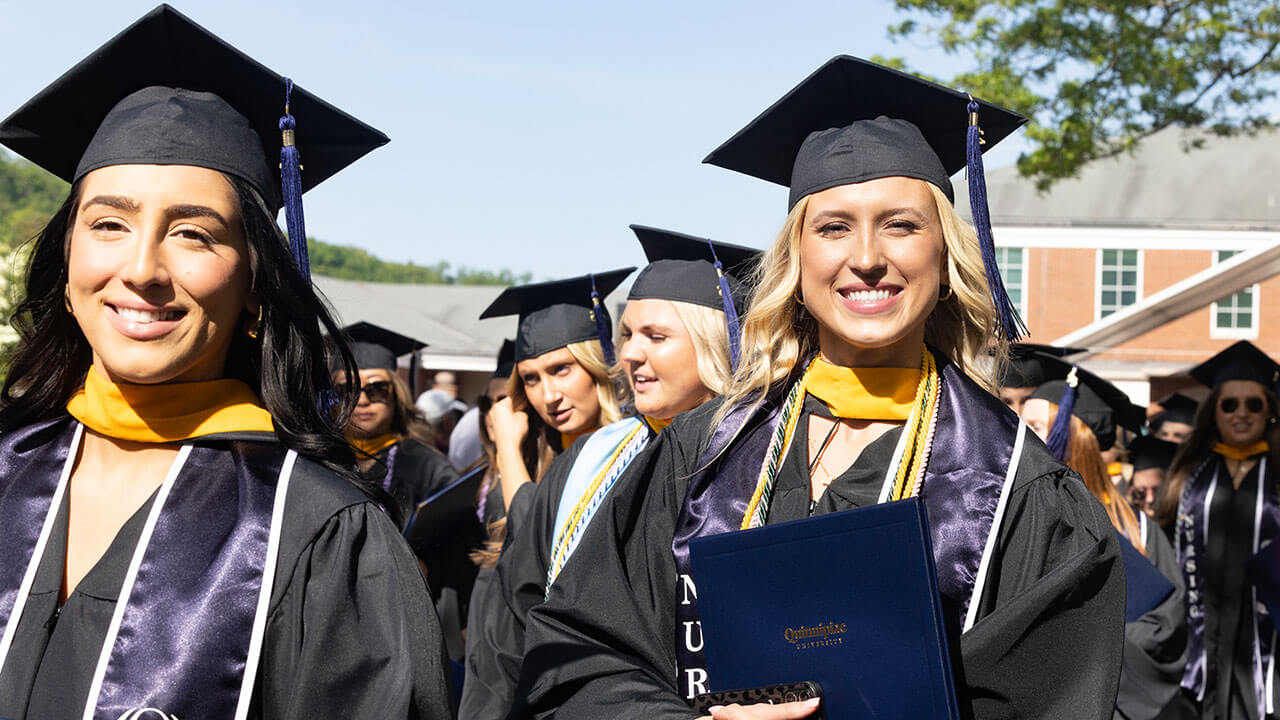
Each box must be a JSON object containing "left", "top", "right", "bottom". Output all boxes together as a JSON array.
[{"left": 0, "top": 151, "right": 525, "bottom": 286}]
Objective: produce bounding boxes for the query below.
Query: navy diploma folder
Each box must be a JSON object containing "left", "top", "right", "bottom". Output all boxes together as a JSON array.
[
  {"left": 1118, "top": 531, "right": 1175, "bottom": 623},
  {"left": 689, "top": 497, "right": 960, "bottom": 720}
]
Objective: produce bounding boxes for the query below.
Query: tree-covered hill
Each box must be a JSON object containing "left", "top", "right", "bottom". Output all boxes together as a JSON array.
[{"left": 0, "top": 151, "right": 526, "bottom": 285}]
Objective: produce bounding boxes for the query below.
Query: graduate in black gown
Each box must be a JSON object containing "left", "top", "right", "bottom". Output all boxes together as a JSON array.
[
  {"left": 459, "top": 227, "right": 756, "bottom": 719},
  {"left": 462, "top": 270, "right": 632, "bottom": 715},
  {"left": 996, "top": 342, "right": 1084, "bottom": 416},
  {"left": 1020, "top": 358, "right": 1188, "bottom": 720},
  {"left": 336, "top": 321, "right": 459, "bottom": 526},
  {"left": 1158, "top": 341, "right": 1280, "bottom": 719},
  {"left": 1154, "top": 394, "right": 1201, "bottom": 445},
  {"left": 1130, "top": 435, "right": 1180, "bottom": 520},
  {"left": 511, "top": 56, "right": 1125, "bottom": 720},
  {"left": 0, "top": 7, "right": 452, "bottom": 718}
]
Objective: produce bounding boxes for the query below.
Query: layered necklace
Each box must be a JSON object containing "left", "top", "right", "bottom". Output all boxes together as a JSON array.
[{"left": 740, "top": 347, "right": 942, "bottom": 530}]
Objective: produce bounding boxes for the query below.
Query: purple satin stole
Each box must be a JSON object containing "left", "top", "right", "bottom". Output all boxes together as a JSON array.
[
  {"left": 1177, "top": 455, "right": 1279, "bottom": 715},
  {"left": 0, "top": 419, "right": 81, "bottom": 656},
  {"left": 0, "top": 417, "right": 291, "bottom": 720},
  {"left": 671, "top": 360, "right": 1022, "bottom": 701}
]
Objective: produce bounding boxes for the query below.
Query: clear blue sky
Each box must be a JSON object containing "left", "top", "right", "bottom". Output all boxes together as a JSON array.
[{"left": 0, "top": 0, "right": 1028, "bottom": 279}]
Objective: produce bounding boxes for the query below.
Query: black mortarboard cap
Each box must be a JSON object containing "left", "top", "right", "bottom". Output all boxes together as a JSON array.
[
  {"left": 341, "top": 322, "right": 426, "bottom": 372},
  {"left": 628, "top": 225, "right": 759, "bottom": 310},
  {"left": 1031, "top": 363, "right": 1145, "bottom": 451},
  {"left": 1189, "top": 340, "right": 1280, "bottom": 390},
  {"left": 999, "top": 344, "right": 1087, "bottom": 388},
  {"left": 1129, "top": 436, "right": 1179, "bottom": 473},
  {"left": 0, "top": 4, "right": 387, "bottom": 217},
  {"left": 479, "top": 268, "right": 635, "bottom": 364},
  {"left": 493, "top": 339, "right": 516, "bottom": 379},
  {"left": 1155, "top": 393, "right": 1200, "bottom": 427},
  {"left": 1118, "top": 532, "right": 1175, "bottom": 622},
  {"left": 703, "top": 55, "right": 1028, "bottom": 340},
  {"left": 628, "top": 225, "right": 761, "bottom": 370},
  {"left": 702, "top": 55, "right": 1024, "bottom": 208}
]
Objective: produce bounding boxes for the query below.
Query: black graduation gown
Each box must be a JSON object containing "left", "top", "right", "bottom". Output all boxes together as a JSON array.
[
  {"left": 461, "top": 458, "right": 551, "bottom": 720},
  {"left": 1199, "top": 462, "right": 1274, "bottom": 720},
  {"left": 0, "top": 438, "right": 454, "bottom": 720},
  {"left": 459, "top": 439, "right": 588, "bottom": 720},
  {"left": 510, "top": 395, "right": 1126, "bottom": 720},
  {"left": 373, "top": 438, "right": 460, "bottom": 529},
  {"left": 1116, "top": 518, "right": 1189, "bottom": 720}
]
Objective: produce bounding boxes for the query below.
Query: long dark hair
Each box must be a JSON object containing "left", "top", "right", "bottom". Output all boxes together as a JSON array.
[
  {"left": 0, "top": 173, "right": 393, "bottom": 517},
  {"left": 1157, "top": 382, "right": 1280, "bottom": 528}
]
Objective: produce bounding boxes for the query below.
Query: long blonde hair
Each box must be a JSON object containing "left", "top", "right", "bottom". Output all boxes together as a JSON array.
[
  {"left": 474, "top": 339, "right": 627, "bottom": 568},
  {"left": 617, "top": 299, "right": 734, "bottom": 398},
  {"left": 716, "top": 181, "right": 1007, "bottom": 424},
  {"left": 504, "top": 338, "right": 627, "bottom": 482}
]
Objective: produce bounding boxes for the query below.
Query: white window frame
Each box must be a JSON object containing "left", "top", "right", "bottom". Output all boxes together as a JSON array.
[
  {"left": 1209, "top": 250, "right": 1261, "bottom": 340},
  {"left": 1094, "top": 248, "right": 1144, "bottom": 321},
  {"left": 994, "top": 246, "right": 1029, "bottom": 320}
]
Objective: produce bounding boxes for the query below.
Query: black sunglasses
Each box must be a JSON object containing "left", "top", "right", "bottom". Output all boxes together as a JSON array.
[
  {"left": 1220, "top": 396, "right": 1266, "bottom": 414},
  {"left": 343, "top": 380, "right": 392, "bottom": 404}
]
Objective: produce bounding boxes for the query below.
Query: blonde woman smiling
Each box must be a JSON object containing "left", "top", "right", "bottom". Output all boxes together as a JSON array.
[{"left": 513, "top": 57, "right": 1124, "bottom": 720}]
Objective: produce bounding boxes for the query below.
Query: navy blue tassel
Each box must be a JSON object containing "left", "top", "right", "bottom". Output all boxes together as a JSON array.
[
  {"left": 1045, "top": 367, "right": 1078, "bottom": 461},
  {"left": 590, "top": 274, "right": 616, "bottom": 365},
  {"left": 966, "top": 99, "right": 1025, "bottom": 341},
  {"left": 280, "top": 78, "right": 310, "bottom": 280},
  {"left": 408, "top": 348, "right": 421, "bottom": 397},
  {"left": 706, "top": 240, "right": 742, "bottom": 371}
]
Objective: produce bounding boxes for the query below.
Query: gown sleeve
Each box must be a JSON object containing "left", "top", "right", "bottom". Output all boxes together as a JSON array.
[
  {"left": 460, "top": 442, "right": 581, "bottom": 719},
  {"left": 959, "top": 462, "right": 1127, "bottom": 720},
  {"left": 511, "top": 427, "right": 698, "bottom": 720},
  {"left": 1113, "top": 525, "right": 1188, "bottom": 720},
  {"left": 256, "top": 501, "right": 455, "bottom": 719}
]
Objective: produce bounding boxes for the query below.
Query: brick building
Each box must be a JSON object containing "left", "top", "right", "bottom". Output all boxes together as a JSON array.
[{"left": 959, "top": 127, "right": 1280, "bottom": 405}]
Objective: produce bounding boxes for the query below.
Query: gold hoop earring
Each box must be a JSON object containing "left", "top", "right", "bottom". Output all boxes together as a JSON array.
[
  {"left": 938, "top": 285, "right": 954, "bottom": 302},
  {"left": 794, "top": 291, "right": 806, "bottom": 307},
  {"left": 64, "top": 285, "right": 73, "bottom": 314},
  {"left": 246, "top": 306, "right": 263, "bottom": 339}
]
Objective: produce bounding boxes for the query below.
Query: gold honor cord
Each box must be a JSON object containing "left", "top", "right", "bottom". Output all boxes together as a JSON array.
[
  {"left": 547, "top": 422, "right": 647, "bottom": 582},
  {"left": 741, "top": 347, "right": 941, "bottom": 530}
]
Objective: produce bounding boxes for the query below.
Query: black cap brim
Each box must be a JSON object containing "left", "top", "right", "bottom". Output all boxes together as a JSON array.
[
  {"left": 702, "top": 56, "right": 1025, "bottom": 204},
  {"left": 627, "top": 224, "right": 760, "bottom": 310},
  {"left": 0, "top": 4, "right": 387, "bottom": 209},
  {"left": 1189, "top": 340, "right": 1280, "bottom": 389},
  {"left": 479, "top": 268, "right": 635, "bottom": 362}
]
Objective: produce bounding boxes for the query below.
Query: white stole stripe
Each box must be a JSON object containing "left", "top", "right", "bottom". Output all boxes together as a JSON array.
[
  {"left": 0, "top": 423, "right": 83, "bottom": 674},
  {"left": 233, "top": 449, "right": 296, "bottom": 720},
  {"left": 81, "top": 444, "right": 193, "bottom": 720},
  {"left": 877, "top": 403, "right": 922, "bottom": 504},
  {"left": 963, "top": 421, "right": 1026, "bottom": 633}
]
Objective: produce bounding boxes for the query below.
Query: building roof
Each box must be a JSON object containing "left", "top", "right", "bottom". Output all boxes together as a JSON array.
[
  {"left": 313, "top": 275, "right": 631, "bottom": 371},
  {"left": 957, "top": 127, "right": 1280, "bottom": 230}
]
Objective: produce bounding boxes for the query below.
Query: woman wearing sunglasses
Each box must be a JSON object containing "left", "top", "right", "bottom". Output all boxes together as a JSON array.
[
  {"left": 1158, "top": 341, "right": 1280, "bottom": 719},
  {"left": 1019, "top": 356, "right": 1188, "bottom": 720},
  {"left": 335, "top": 323, "right": 459, "bottom": 528}
]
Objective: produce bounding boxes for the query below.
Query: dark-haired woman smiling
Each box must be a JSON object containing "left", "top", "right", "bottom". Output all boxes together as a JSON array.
[
  {"left": 1159, "top": 341, "right": 1280, "bottom": 720},
  {"left": 0, "top": 7, "right": 450, "bottom": 720}
]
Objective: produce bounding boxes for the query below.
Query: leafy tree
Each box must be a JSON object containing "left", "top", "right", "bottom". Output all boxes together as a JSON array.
[{"left": 882, "top": 0, "right": 1280, "bottom": 189}]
